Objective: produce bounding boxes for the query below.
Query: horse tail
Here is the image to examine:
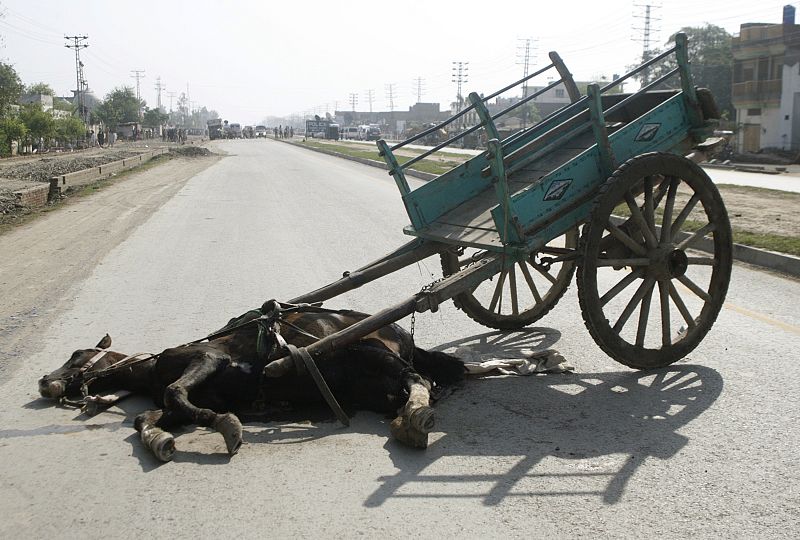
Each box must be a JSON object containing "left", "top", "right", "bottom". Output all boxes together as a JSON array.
[{"left": 412, "top": 348, "right": 465, "bottom": 386}]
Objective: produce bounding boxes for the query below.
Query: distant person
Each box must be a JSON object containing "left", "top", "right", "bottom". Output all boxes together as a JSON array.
[
  {"left": 290, "top": 127, "right": 294, "bottom": 138},
  {"left": 90, "top": 129, "right": 97, "bottom": 147},
  {"left": 98, "top": 129, "right": 105, "bottom": 147}
]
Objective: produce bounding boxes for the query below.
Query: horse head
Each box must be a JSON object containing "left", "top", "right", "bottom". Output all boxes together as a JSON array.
[{"left": 38, "top": 334, "right": 127, "bottom": 400}]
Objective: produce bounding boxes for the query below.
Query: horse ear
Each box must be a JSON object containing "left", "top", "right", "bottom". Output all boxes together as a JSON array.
[{"left": 96, "top": 334, "right": 112, "bottom": 349}]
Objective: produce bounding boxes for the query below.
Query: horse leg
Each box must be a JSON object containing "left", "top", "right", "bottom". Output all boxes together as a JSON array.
[
  {"left": 134, "top": 409, "right": 183, "bottom": 462},
  {"left": 353, "top": 345, "right": 435, "bottom": 448},
  {"left": 162, "top": 352, "right": 243, "bottom": 456},
  {"left": 390, "top": 370, "right": 435, "bottom": 449}
]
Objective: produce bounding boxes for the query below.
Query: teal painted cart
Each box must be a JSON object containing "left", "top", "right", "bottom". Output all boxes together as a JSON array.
[{"left": 278, "top": 33, "right": 732, "bottom": 371}]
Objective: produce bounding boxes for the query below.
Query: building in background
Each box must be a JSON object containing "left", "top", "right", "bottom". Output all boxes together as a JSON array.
[{"left": 731, "top": 5, "right": 800, "bottom": 152}]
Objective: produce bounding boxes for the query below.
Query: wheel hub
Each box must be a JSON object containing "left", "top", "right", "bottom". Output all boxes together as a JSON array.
[{"left": 647, "top": 247, "right": 688, "bottom": 280}]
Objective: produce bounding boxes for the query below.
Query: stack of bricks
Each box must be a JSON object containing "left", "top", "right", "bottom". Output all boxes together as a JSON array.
[{"left": 13, "top": 185, "right": 50, "bottom": 209}]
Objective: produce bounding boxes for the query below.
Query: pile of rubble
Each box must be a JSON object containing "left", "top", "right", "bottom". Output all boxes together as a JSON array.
[
  {"left": 0, "top": 189, "right": 23, "bottom": 215},
  {"left": 0, "top": 151, "right": 140, "bottom": 184},
  {"left": 169, "top": 146, "right": 213, "bottom": 157}
]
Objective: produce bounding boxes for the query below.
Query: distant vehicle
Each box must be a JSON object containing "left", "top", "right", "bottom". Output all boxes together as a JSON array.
[
  {"left": 243, "top": 126, "right": 255, "bottom": 138},
  {"left": 362, "top": 125, "right": 381, "bottom": 141},
  {"left": 255, "top": 125, "right": 268, "bottom": 138},
  {"left": 228, "top": 123, "right": 243, "bottom": 138},
  {"left": 342, "top": 126, "right": 359, "bottom": 140},
  {"left": 305, "top": 119, "right": 339, "bottom": 140},
  {"left": 207, "top": 118, "right": 223, "bottom": 140}
]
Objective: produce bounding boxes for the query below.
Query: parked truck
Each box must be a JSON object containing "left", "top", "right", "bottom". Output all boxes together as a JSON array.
[{"left": 207, "top": 118, "right": 223, "bottom": 140}]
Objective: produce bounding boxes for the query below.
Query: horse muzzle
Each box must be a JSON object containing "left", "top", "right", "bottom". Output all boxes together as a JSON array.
[{"left": 39, "top": 378, "right": 66, "bottom": 399}]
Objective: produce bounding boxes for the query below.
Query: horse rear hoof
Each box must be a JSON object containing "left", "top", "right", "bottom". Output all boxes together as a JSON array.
[
  {"left": 151, "top": 432, "right": 176, "bottom": 462},
  {"left": 409, "top": 406, "right": 435, "bottom": 433},
  {"left": 390, "top": 416, "right": 429, "bottom": 449},
  {"left": 213, "top": 413, "right": 243, "bottom": 456}
]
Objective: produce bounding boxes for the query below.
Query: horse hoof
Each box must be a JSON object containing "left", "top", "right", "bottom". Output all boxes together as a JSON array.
[
  {"left": 151, "top": 432, "right": 176, "bottom": 462},
  {"left": 409, "top": 407, "right": 435, "bottom": 434},
  {"left": 390, "top": 416, "right": 429, "bottom": 449},
  {"left": 213, "top": 413, "right": 243, "bottom": 456}
]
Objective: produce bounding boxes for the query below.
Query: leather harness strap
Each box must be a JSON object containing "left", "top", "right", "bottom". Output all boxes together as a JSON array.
[{"left": 285, "top": 344, "right": 350, "bottom": 427}]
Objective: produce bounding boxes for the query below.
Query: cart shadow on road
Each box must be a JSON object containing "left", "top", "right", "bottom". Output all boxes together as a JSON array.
[{"left": 365, "top": 329, "right": 723, "bottom": 508}]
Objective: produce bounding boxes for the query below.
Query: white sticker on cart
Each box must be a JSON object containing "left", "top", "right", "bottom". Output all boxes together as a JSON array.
[{"left": 544, "top": 179, "right": 573, "bottom": 201}]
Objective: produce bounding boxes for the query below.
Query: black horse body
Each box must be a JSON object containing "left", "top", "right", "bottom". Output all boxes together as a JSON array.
[{"left": 39, "top": 305, "right": 464, "bottom": 461}]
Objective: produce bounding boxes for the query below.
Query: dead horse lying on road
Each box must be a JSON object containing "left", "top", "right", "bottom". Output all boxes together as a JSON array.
[{"left": 38, "top": 300, "right": 464, "bottom": 462}]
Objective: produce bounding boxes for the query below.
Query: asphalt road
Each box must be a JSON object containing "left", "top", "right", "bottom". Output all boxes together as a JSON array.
[{"left": 1, "top": 139, "right": 798, "bottom": 538}]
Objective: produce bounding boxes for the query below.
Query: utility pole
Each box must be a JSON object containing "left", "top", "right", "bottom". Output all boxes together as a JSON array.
[
  {"left": 517, "top": 38, "right": 537, "bottom": 129},
  {"left": 412, "top": 77, "right": 425, "bottom": 103},
  {"left": 385, "top": 83, "right": 396, "bottom": 137},
  {"left": 451, "top": 61, "right": 469, "bottom": 126},
  {"left": 633, "top": 3, "right": 661, "bottom": 84},
  {"left": 167, "top": 91, "right": 177, "bottom": 119},
  {"left": 349, "top": 92, "right": 358, "bottom": 112},
  {"left": 130, "top": 69, "right": 145, "bottom": 119},
  {"left": 154, "top": 76, "right": 164, "bottom": 112},
  {"left": 365, "top": 89, "right": 375, "bottom": 114},
  {"left": 64, "top": 35, "right": 89, "bottom": 125}
]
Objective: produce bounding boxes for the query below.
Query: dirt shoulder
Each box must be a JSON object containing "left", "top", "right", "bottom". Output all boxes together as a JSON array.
[{"left": 0, "top": 153, "right": 222, "bottom": 382}]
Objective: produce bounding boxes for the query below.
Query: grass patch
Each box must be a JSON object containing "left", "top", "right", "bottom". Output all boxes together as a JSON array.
[
  {"left": 609, "top": 208, "right": 800, "bottom": 256},
  {"left": 298, "top": 140, "right": 462, "bottom": 176}
]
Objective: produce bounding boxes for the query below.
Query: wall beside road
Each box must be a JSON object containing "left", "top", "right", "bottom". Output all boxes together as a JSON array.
[{"left": 47, "top": 147, "right": 170, "bottom": 201}]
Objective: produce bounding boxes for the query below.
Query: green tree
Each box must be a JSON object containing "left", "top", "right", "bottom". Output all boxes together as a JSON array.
[
  {"left": 0, "top": 62, "right": 24, "bottom": 116},
  {"left": 645, "top": 25, "right": 733, "bottom": 116},
  {"left": 25, "top": 82, "right": 55, "bottom": 96},
  {"left": 94, "top": 86, "right": 142, "bottom": 129},
  {"left": 0, "top": 117, "right": 27, "bottom": 155},
  {"left": 19, "top": 103, "right": 55, "bottom": 143},
  {"left": 142, "top": 107, "right": 168, "bottom": 128},
  {"left": 54, "top": 116, "right": 86, "bottom": 146}
]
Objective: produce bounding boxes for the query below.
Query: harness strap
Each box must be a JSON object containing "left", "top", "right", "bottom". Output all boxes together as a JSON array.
[{"left": 285, "top": 344, "right": 349, "bottom": 427}]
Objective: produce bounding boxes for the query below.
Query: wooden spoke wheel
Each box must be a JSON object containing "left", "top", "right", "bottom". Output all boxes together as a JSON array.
[
  {"left": 440, "top": 227, "right": 579, "bottom": 330},
  {"left": 577, "top": 152, "right": 732, "bottom": 369}
]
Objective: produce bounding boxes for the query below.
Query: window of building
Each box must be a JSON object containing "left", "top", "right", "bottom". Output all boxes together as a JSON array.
[
  {"left": 555, "top": 88, "right": 565, "bottom": 98},
  {"left": 747, "top": 108, "right": 761, "bottom": 116}
]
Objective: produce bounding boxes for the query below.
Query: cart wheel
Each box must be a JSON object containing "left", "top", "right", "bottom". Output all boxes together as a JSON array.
[
  {"left": 577, "top": 152, "right": 732, "bottom": 369},
  {"left": 440, "top": 227, "right": 578, "bottom": 330}
]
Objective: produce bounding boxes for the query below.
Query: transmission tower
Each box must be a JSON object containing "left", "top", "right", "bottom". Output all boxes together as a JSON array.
[
  {"left": 130, "top": 70, "right": 145, "bottom": 118},
  {"left": 365, "top": 89, "right": 375, "bottom": 113},
  {"left": 167, "top": 91, "right": 177, "bottom": 113},
  {"left": 516, "top": 38, "right": 537, "bottom": 128},
  {"left": 633, "top": 3, "right": 661, "bottom": 84},
  {"left": 451, "top": 61, "right": 469, "bottom": 117},
  {"left": 385, "top": 84, "right": 396, "bottom": 112},
  {"left": 64, "top": 35, "right": 89, "bottom": 124},
  {"left": 154, "top": 77, "right": 165, "bottom": 112},
  {"left": 412, "top": 77, "right": 425, "bottom": 103},
  {"left": 349, "top": 92, "right": 358, "bottom": 112}
]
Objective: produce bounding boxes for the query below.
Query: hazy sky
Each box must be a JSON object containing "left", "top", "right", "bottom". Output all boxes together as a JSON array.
[{"left": 0, "top": 0, "right": 797, "bottom": 124}]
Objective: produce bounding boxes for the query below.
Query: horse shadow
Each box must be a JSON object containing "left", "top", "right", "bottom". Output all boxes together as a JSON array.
[{"left": 365, "top": 328, "right": 723, "bottom": 507}]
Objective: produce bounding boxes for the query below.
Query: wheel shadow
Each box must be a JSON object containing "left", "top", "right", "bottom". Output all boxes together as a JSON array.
[{"left": 366, "top": 329, "right": 723, "bottom": 507}]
